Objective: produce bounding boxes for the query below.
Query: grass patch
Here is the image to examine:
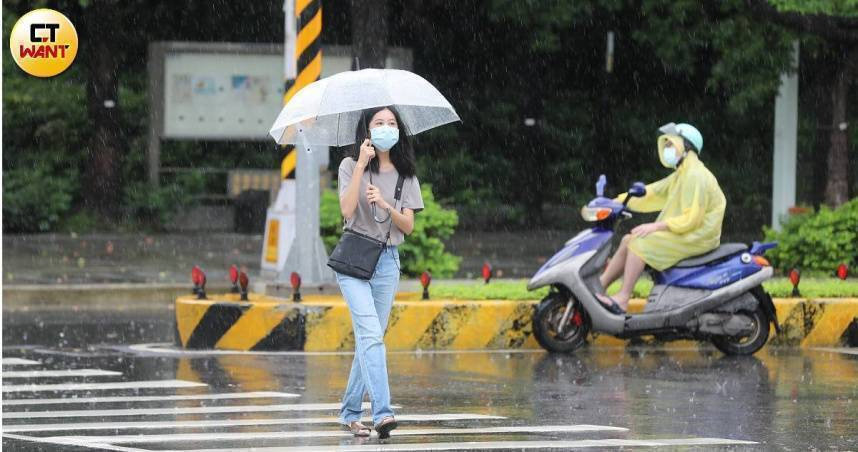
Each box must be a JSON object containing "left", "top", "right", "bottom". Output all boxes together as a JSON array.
[{"left": 430, "top": 277, "right": 858, "bottom": 301}]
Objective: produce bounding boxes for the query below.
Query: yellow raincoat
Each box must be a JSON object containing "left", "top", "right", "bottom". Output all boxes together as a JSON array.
[{"left": 615, "top": 137, "right": 726, "bottom": 271}]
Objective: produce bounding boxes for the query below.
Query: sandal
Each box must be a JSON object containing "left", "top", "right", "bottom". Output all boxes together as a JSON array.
[
  {"left": 375, "top": 416, "right": 398, "bottom": 439},
  {"left": 596, "top": 293, "right": 627, "bottom": 315},
  {"left": 344, "top": 421, "right": 371, "bottom": 437}
]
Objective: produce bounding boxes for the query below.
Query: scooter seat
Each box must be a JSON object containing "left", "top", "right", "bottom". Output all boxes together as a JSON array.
[{"left": 672, "top": 243, "right": 747, "bottom": 268}]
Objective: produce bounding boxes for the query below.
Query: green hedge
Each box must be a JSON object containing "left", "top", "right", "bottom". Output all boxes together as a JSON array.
[
  {"left": 320, "top": 182, "right": 461, "bottom": 277},
  {"left": 764, "top": 198, "right": 858, "bottom": 275}
]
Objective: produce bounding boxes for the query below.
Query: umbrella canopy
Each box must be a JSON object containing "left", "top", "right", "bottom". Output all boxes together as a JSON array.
[{"left": 269, "top": 68, "right": 460, "bottom": 147}]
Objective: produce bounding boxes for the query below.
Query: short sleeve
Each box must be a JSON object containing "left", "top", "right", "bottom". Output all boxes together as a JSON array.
[
  {"left": 401, "top": 177, "right": 424, "bottom": 213},
  {"left": 338, "top": 157, "right": 356, "bottom": 197}
]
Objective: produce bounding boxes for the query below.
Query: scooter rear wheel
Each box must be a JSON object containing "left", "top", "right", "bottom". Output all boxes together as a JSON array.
[
  {"left": 711, "top": 306, "right": 770, "bottom": 356},
  {"left": 532, "top": 293, "right": 591, "bottom": 353}
]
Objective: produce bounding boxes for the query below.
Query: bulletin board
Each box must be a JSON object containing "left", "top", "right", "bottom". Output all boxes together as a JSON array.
[{"left": 162, "top": 52, "right": 283, "bottom": 140}]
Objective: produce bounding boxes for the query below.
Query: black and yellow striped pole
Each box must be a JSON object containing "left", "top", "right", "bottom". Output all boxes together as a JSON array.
[{"left": 281, "top": 0, "right": 322, "bottom": 180}]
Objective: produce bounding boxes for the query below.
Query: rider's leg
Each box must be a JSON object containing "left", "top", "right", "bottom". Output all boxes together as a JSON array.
[
  {"left": 599, "top": 234, "right": 632, "bottom": 290},
  {"left": 612, "top": 249, "right": 647, "bottom": 309}
]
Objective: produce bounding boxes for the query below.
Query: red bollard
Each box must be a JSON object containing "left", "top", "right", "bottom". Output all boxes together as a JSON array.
[
  {"left": 229, "top": 265, "right": 240, "bottom": 293},
  {"left": 482, "top": 262, "right": 493, "bottom": 284},
  {"left": 421, "top": 271, "right": 432, "bottom": 300},
  {"left": 291, "top": 272, "right": 302, "bottom": 302},
  {"left": 238, "top": 271, "right": 249, "bottom": 301},
  {"left": 789, "top": 269, "right": 801, "bottom": 297},
  {"left": 191, "top": 266, "right": 203, "bottom": 295}
]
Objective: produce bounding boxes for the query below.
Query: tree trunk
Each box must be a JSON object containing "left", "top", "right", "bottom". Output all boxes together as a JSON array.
[
  {"left": 82, "top": 2, "right": 122, "bottom": 218},
  {"left": 810, "top": 74, "right": 833, "bottom": 209},
  {"left": 824, "top": 47, "right": 857, "bottom": 207},
  {"left": 351, "top": 0, "right": 388, "bottom": 69}
]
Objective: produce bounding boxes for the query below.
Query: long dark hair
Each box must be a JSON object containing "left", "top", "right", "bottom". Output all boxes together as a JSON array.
[{"left": 348, "top": 106, "right": 417, "bottom": 178}]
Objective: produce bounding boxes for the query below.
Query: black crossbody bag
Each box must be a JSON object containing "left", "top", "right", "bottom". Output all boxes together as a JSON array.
[{"left": 327, "top": 174, "right": 404, "bottom": 280}]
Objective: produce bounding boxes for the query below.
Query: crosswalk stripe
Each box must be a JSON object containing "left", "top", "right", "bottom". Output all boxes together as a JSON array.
[
  {"left": 177, "top": 438, "right": 758, "bottom": 452},
  {"left": 46, "top": 425, "right": 631, "bottom": 445},
  {"left": 2, "top": 402, "right": 401, "bottom": 419},
  {"left": 1, "top": 358, "right": 41, "bottom": 366},
  {"left": 2, "top": 379, "right": 207, "bottom": 393},
  {"left": 1, "top": 414, "right": 506, "bottom": 433},
  {"left": 1, "top": 433, "right": 147, "bottom": 452},
  {"left": 2, "top": 391, "right": 300, "bottom": 406},
  {"left": 2, "top": 369, "right": 122, "bottom": 379}
]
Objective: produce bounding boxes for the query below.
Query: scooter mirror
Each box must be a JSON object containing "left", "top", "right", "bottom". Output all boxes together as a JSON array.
[
  {"left": 596, "top": 174, "right": 606, "bottom": 197},
  {"left": 628, "top": 182, "right": 646, "bottom": 197}
]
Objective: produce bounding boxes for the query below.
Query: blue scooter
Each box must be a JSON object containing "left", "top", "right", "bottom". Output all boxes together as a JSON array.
[{"left": 528, "top": 175, "right": 780, "bottom": 355}]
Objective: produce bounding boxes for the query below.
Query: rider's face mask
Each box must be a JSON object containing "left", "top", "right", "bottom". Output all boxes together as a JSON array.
[{"left": 658, "top": 135, "right": 685, "bottom": 169}]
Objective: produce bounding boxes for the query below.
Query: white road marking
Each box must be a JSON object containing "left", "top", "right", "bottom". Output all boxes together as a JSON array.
[
  {"left": 2, "top": 433, "right": 147, "bottom": 452},
  {"left": 129, "top": 342, "right": 545, "bottom": 357},
  {"left": 1, "top": 358, "right": 41, "bottom": 366},
  {"left": 2, "top": 379, "right": 207, "bottom": 393},
  {"left": 179, "top": 438, "right": 758, "bottom": 452},
  {"left": 2, "top": 391, "right": 300, "bottom": 406},
  {"left": 1, "top": 414, "right": 506, "bottom": 433},
  {"left": 2, "top": 402, "right": 401, "bottom": 419},
  {"left": 810, "top": 347, "right": 858, "bottom": 356},
  {"left": 46, "top": 425, "right": 630, "bottom": 444},
  {"left": 2, "top": 369, "right": 122, "bottom": 378}
]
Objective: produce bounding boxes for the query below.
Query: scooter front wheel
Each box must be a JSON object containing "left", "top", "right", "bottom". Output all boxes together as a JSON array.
[{"left": 532, "top": 293, "right": 591, "bottom": 353}]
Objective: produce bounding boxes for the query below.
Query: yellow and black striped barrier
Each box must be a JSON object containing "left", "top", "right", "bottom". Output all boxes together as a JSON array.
[
  {"left": 175, "top": 293, "right": 310, "bottom": 350},
  {"left": 280, "top": 0, "right": 322, "bottom": 180},
  {"left": 175, "top": 294, "right": 858, "bottom": 352}
]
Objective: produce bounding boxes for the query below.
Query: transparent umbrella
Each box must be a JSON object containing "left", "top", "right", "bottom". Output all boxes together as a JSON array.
[{"left": 268, "top": 68, "right": 460, "bottom": 147}]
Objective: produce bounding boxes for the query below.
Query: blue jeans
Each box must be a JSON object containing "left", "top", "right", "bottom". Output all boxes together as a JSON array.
[{"left": 335, "top": 245, "right": 400, "bottom": 425}]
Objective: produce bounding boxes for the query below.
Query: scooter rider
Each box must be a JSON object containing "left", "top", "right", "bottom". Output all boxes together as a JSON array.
[{"left": 596, "top": 122, "right": 727, "bottom": 314}]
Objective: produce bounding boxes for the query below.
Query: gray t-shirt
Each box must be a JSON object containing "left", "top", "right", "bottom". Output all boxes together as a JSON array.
[{"left": 338, "top": 157, "right": 424, "bottom": 246}]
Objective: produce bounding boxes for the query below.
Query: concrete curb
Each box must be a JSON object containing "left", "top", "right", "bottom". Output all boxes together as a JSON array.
[
  {"left": 175, "top": 294, "right": 858, "bottom": 352},
  {"left": 3, "top": 283, "right": 234, "bottom": 310}
]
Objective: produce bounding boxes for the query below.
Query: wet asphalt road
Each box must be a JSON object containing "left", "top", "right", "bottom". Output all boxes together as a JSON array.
[{"left": 2, "top": 309, "right": 857, "bottom": 451}]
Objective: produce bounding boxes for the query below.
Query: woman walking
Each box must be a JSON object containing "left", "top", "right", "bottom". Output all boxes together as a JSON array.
[{"left": 334, "top": 106, "right": 424, "bottom": 439}]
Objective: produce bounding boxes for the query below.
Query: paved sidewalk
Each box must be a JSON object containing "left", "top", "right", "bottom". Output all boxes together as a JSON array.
[
  {"left": 2, "top": 230, "right": 569, "bottom": 286},
  {"left": 3, "top": 233, "right": 265, "bottom": 286},
  {"left": 1, "top": 233, "right": 515, "bottom": 310}
]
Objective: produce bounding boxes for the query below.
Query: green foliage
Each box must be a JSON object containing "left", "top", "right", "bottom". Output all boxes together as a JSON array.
[
  {"left": 122, "top": 172, "right": 207, "bottom": 229},
  {"left": 768, "top": 0, "right": 858, "bottom": 16},
  {"left": 431, "top": 277, "right": 858, "bottom": 301},
  {"left": 320, "top": 183, "right": 462, "bottom": 277},
  {"left": 2, "top": 164, "right": 77, "bottom": 232},
  {"left": 398, "top": 183, "right": 461, "bottom": 277},
  {"left": 320, "top": 188, "right": 344, "bottom": 252},
  {"left": 763, "top": 198, "right": 858, "bottom": 274}
]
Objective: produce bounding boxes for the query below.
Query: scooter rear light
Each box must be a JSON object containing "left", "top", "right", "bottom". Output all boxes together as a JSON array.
[
  {"left": 581, "top": 207, "right": 612, "bottom": 221},
  {"left": 752, "top": 256, "right": 770, "bottom": 267}
]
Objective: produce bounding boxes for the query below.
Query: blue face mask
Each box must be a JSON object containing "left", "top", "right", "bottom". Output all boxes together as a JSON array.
[{"left": 370, "top": 125, "right": 399, "bottom": 151}]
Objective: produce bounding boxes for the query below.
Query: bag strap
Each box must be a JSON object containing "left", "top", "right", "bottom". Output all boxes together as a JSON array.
[{"left": 384, "top": 175, "right": 406, "bottom": 245}]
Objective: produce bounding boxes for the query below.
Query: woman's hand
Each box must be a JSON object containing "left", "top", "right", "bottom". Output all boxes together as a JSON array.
[
  {"left": 631, "top": 221, "right": 667, "bottom": 238},
  {"left": 357, "top": 139, "right": 375, "bottom": 168},
  {"left": 366, "top": 184, "right": 390, "bottom": 210}
]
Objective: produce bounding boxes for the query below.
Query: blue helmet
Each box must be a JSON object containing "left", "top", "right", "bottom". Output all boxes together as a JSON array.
[{"left": 658, "top": 122, "right": 703, "bottom": 154}]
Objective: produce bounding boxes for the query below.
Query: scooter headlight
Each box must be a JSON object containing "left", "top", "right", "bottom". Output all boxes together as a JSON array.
[{"left": 581, "top": 206, "right": 612, "bottom": 222}]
